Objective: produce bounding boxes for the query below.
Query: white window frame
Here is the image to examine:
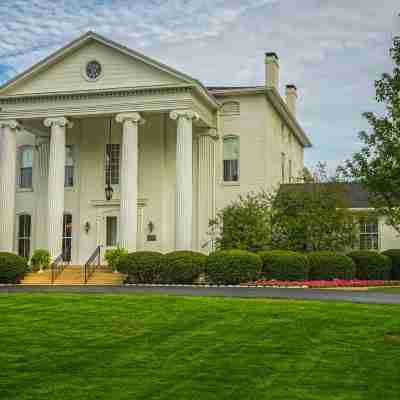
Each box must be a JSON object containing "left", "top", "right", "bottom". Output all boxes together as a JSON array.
[
  {"left": 65, "top": 145, "right": 75, "bottom": 188},
  {"left": 222, "top": 135, "right": 240, "bottom": 184},
  {"left": 18, "top": 145, "right": 34, "bottom": 191},
  {"left": 359, "top": 216, "right": 380, "bottom": 250},
  {"left": 104, "top": 143, "right": 121, "bottom": 189}
]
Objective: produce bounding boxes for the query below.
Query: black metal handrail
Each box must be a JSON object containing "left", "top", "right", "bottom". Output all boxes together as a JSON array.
[
  {"left": 51, "top": 254, "right": 64, "bottom": 284},
  {"left": 84, "top": 246, "right": 102, "bottom": 284}
]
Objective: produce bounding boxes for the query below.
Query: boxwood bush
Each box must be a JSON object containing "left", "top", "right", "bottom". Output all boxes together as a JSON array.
[
  {"left": 259, "top": 251, "right": 309, "bottom": 281},
  {"left": 382, "top": 249, "right": 400, "bottom": 280},
  {"left": 206, "top": 250, "right": 261, "bottom": 285},
  {"left": 117, "top": 251, "right": 163, "bottom": 283},
  {"left": 308, "top": 251, "right": 355, "bottom": 280},
  {"left": 160, "top": 251, "right": 206, "bottom": 284},
  {"left": 0, "top": 252, "right": 29, "bottom": 283},
  {"left": 348, "top": 251, "right": 392, "bottom": 280}
]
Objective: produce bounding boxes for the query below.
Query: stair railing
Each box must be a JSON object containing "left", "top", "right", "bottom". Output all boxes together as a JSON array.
[
  {"left": 84, "top": 246, "right": 102, "bottom": 284},
  {"left": 51, "top": 254, "right": 65, "bottom": 284}
]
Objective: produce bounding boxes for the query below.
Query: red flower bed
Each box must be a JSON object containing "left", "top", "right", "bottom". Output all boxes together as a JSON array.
[{"left": 252, "top": 279, "right": 400, "bottom": 288}]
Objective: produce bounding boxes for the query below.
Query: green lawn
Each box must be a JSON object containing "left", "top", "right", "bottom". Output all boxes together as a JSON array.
[{"left": 0, "top": 294, "right": 399, "bottom": 400}]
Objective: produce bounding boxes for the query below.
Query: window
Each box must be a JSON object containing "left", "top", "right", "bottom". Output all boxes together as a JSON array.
[
  {"left": 105, "top": 144, "right": 120, "bottom": 185},
  {"left": 221, "top": 101, "right": 240, "bottom": 116},
  {"left": 223, "top": 136, "right": 239, "bottom": 182},
  {"left": 359, "top": 217, "right": 379, "bottom": 250},
  {"left": 106, "top": 216, "right": 118, "bottom": 247},
  {"left": 281, "top": 152, "right": 286, "bottom": 183},
  {"left": 62, "top": 214, "right": 72, "bottom": 262},
  {"left": 19, "top": 147, "right": 33, "bottom": 188},
  {"left": 288, "top": 159, "right": 293, "bottom": 183},
  {"left": 65, "top": 145, "right": 74, "bottom": 187},
  {"left": 18, "top": 214, "right": 31, "bottom": 258}
]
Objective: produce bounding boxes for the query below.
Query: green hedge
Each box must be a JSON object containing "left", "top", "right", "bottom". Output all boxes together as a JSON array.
[
  {"left": 206, "top": 250, "right": 261, "bottom": 285},
  {"left": 160, "top": 251, "right": 206, "bottom": 284},
  {"left": 259, "top": 250, "right": 309, "bottom": 281},
  {"left": 308, "top": 251, "right": 356, "bottom": 280},
  {"left": 382, "top": 249, "right": 400, "bottom": 280},
  {"left": 117, "top": 251, "right": 163, "bottom": 283},
  {"left": 348, "top": 251, "right": 392, "bottom": 280},
  {"left": 0, "top": 252, "right": 29, "bottom": 283}
]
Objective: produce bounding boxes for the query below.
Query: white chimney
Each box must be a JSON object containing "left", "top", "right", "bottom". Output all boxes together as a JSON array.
[
  {"left": 285, "top": 84, "right": 298, "bottom": 116},
  {"left": 265, "top": 52, "right": 279, "bottom": 90}
]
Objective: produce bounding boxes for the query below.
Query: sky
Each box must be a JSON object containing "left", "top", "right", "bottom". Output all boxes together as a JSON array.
[{"left": 0, "top": 0, "right": 399, "bottom": 171}]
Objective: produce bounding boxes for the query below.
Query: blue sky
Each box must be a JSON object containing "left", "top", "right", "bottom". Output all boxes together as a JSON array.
[{"left": 0, "top": 0, "right": 399, "bottom": 170}]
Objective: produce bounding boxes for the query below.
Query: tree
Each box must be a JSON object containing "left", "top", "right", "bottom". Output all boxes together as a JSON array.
[
  {"left": 209, "top": 191, "right": 272, "bottom": 251},
  {"left": 271, "top": 183, "right": 358, "bottom": 252},
  {"left": 342, "top": 34, "right": 400, "bottom": 233}
]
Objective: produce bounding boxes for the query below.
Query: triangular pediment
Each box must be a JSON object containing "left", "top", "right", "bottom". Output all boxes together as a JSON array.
[{"left": 0, "top": 32, "right": 196, "bottom": 96}]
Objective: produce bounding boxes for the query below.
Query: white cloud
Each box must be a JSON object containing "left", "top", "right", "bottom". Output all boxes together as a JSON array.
[{"left": 0, "top": 0, "right": 399, "bottom": 169}]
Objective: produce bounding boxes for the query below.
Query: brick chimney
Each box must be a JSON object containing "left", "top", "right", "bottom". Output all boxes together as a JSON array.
[
  {"left": 285, "top": 84, "right": 298, "bottom": 116},
  {"left": 265, "top": 52, "right": 279, "bottom": 90}
]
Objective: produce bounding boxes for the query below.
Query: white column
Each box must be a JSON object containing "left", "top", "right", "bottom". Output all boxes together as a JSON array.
[
  {"left": 0, "top": 120, "right": 20, "bottom": 252},
  {"left": 170, "top": 110, "right": 199, "bottom": 250},
  {"left": 44, "top": 117, "right": 73, "bottom": 259},
  {"left": 197, "top": 129, "right": 218, "bottom": 251},
  {"left": 116, "top": 112, "right": 144, "bottom": 252}
]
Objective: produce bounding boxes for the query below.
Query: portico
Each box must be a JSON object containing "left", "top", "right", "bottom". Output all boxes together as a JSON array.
[{"left": 0, "top": 32, "right": 218, "bottom": 262}]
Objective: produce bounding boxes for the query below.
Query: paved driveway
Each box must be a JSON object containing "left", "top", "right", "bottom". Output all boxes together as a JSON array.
[{"left": 1, "top": 285, "right": 400, "bottom": 305}]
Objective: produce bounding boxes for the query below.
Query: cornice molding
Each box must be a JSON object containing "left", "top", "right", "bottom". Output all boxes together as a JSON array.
[{"left": 0, "top": 85, "right": 193, "bottom": 105}]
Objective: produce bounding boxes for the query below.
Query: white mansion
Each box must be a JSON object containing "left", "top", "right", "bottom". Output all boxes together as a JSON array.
[{"left": 1, "top": 31, "right": 391, "bottom": 265}]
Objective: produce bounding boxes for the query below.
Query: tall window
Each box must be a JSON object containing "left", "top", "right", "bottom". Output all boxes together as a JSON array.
[
  {"left": 19, "top": 147, "right": 33, "bottom": 188},
  {"left": 105, "top": 144, "right": 120, "bottom": 185},
  {"left": 18, "top": 214, "right": 31, "bottom": 258},
  {"left": 62, "top": 214, "right": 72, "bottom": 262},
  {"left": 223, "top": 136, "right": 239, "bottom": 182},
  {"left": 65, "top": 145, "right": 74, "bottom": 187},
  {"left": 288, "top": 159, "right": 293, "bottom": 183},
  {"left": 281, "top": 152, "right": 286, "bottom": 183},
  {"left": 359, "top": 217, "right": 379, "bottom": 250}
]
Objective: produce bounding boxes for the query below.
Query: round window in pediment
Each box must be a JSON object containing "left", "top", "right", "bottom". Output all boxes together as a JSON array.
[{"left": 86, "top": 60, "right": 102, "bottom": 80}]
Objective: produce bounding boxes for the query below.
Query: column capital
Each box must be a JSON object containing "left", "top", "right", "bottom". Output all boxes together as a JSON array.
[
  {"left": 170, "top": 109, "right": 199, "bottom": 121},
  {"left": 44, "top": 117, "right": 73, "bottom": 129},
  {"left": 198, "top": 128, "right": 219, "bottom": 140},
  {"left": 115, "top": 112, "right": 145, "bottom": 125},
  {"left": 0, "top": 119, "right": 21, "bottom": 130}
]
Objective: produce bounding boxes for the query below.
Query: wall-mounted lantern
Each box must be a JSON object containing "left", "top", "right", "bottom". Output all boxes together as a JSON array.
[{"left": 84, "top": 221, "right": 91, "bottom": 234}]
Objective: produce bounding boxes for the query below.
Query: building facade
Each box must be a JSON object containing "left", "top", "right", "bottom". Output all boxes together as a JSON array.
[{"left": 0, "top": 32, "right": 311, "bottom": 264}]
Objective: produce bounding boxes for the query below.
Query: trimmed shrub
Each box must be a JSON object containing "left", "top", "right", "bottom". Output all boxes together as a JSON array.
[
  {"left": 259, "top": 251, "right": 309, "bottom": 281},
  {"left": 348, "top": 251, "right": 392, "bottom": 280},
  {"left": 160, "top": 251, "right": 206, "bottom": 284},
  {"left": 206, "top": 250, "right": 261, "bottom": 285},
  {"left": 117, "top": 251, "right": 163, "bottom": 283},
  {"left": 382, "top": 249, "right": 400, "bottom": 280},
  {"left": 0, "top": 252, "right": 29, "bottom": 283},
  {"left": 30, "top": 249, "right": 51, "bottom": 272},
  {"left": 105, "top": 248, "right": 128, "bottom": 271},
  {"left": 308, "top": 252, "right": 356, "bottom": 280}
]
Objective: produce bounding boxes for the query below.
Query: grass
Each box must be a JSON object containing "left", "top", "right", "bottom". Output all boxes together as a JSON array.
[{"left": 0, "top": 294, "right": 400, "bottom": 400}]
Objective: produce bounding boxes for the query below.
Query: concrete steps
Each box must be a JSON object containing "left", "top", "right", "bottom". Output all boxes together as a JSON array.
[{"left": 21, "top": 265, "right": 126, "bottom": 285}]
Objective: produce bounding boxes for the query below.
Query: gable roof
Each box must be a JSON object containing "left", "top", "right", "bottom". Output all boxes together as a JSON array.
[
  {"left": 279, "top": 182, "right": 372, "bottom": 209},
  {"left": 0, "top": 31, "right": 218, "bottom": 108}
]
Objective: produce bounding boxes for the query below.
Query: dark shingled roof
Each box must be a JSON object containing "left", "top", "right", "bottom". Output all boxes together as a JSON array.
[{"left": 279, "top": 182, "right": 372, "bottom": 209}]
